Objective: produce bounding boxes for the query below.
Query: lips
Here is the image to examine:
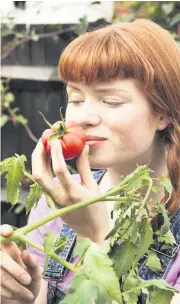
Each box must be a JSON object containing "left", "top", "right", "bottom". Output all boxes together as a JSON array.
[
  {"left": 86, "top": 135, "right": 107, "bottom": 141},
  {"left": 85, "top": 135, "right": 107, "bottom": 147}
]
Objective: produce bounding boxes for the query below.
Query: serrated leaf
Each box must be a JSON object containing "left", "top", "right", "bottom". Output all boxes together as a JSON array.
[
  {"left": 53, "top": 236, "right": 67, "bottom": 254},
  {"left": 0, "top": 114, "right": 9, "bottom": 127},
  {"left": 123, "top": 292, "right": 138, "bottom": 304},
  {"left": 123, "top": 271, "right": 141, "bottom": 292},
  {"left": 158, "top": 177, "right": 173, "bottom": 196},
  {"left": 109, "top": 218, "right": 153, "bottom": 277},
  {"left": 25, "top": 183, "right": 43, "bottom": 214},
  {"left": 0, "top": 157, "right": 14, "bottom": 175},
  {"left": 43, "top": 233, "right": 67, "bottom": 271},
  {"left": 83, "top": 242, "right": 122, "bottom": 303},
  {"left": 149, "top": 288, "right": 174, "bottom": 304},
  {"left": 61, "top": 272, "right": 112, "bottom": 304},
  {"left": 156, "top": 203, "right": 170, "bottom": 236},
  {"left": 1, "top": 155, "right": 27, "bottom": 205},
  {"left": 123, "top": 165, "right": 150, "bottom": 192},
  {"left": 158, "top": 230, "right": 176, "bottom": 246},
  {"left": 73, "top": 237, "right": 91, "bottom": 257},
  {"left": 43, "top": 232, "right": 57, "bottom": 270},
  {"left": 122, "top": 278, "right": 176, "bottom": 299},
  {"left": 146, "top": 251, "right": 162, "bottom": 272}
]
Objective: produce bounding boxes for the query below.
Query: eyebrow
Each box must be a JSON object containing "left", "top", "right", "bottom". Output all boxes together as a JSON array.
[{"left": 67, "top": 85, "right": 128, "bottom": 95}]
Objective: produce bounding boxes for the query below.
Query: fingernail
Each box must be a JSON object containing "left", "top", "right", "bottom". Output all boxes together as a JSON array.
[{"left": 21, "top": 273, "right": 31, "bottom": 285}]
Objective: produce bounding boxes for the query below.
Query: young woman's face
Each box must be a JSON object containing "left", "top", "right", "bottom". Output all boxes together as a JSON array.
[{"left": 66, "top": 79, "right": 166, "bottom": 169}]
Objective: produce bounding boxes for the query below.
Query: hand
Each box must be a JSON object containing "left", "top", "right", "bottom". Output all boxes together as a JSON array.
[
  {"left": 32, "top": 139, "right": 111, "bottom": 244},
  {"left": 0, "top": 225, "right": 42, "bottom": 303}
]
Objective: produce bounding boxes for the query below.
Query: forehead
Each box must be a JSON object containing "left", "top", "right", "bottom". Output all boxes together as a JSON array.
[{"left": 66, "top": 79, "right": 139, "bottom": 94}]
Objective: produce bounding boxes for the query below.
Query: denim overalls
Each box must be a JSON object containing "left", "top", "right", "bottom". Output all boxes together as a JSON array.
[{"left": 44, "top": 170, "right": 180, "bottom": 304}]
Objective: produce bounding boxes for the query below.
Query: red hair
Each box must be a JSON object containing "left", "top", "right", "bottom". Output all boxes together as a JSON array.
[{"left": 58, "top": 19, "right": 180, "bottom": 213}]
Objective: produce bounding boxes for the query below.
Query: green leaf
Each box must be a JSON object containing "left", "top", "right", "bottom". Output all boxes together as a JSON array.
[
  {"left": 122, "top": 278, "right": 176, "bottom": 298},
  {"left": 4, "top": 92, "right": 15, "bottom": 103},
  {"left": 109, "top": 218, "right": 153, "bottom": 277},
  {"left": 11, "top": 107, "right": 20, "bottom": 114},
  {"left": 73, "top": 237, "right": 91, "bottom": 257},
  {"left": 0, "top": 114, "right": 9, "bottom": 127},
  {"left": 156, "top": 203, "right": 170, "bottom": 236},
  {"left": 53, "top": 236, "right": 67, "bottom": 254},
  {"left": 43, "top": 232, "right": 67, "bottom": 271},
  {"left": 158, "top": 177, "right": 173, "bottom": 197},
  {"left": 162, "top": 3, "right": 174, "bottom": 16},
  {"left": 149, "top": 288, "right": 174, "bottom": 304},
  {"left": 152, "top": 186, "right": 160, "bottom": 194},
  {"left": 170, "top": 13, "right": 180, "bottom": 26},
  {"left": 146, "top": 251, "right": 162, "bottom": 272},
  {"left": 25, "top": 183, "right": 43, "bottom": 214},
  {"left": 31, "top": 34, "right": 39, "bottom": 41},
  {"left": 123, "top": 292, "right": 138, "bottom": 304},
  {"left": 123, "top": 271, "right": 141, "bottom": 303},
  {"left": 123, "top": 165, "right": 150, "bottom": 192},
  {"left": 61, "top": 272, "right": 112, "bottom": 304},
  {"left": 158, "top": 230, "right": 176, "bottom": 246},
  {"left": 0, "top": 155, "right": 27, "bottom": 205},
  {"left": 83, "top": 242, "right": 122, "bottom": 303},
  {"left": 43, "top": 232, "right": 57, "bottom": 270},
  {"left": 16, "top": 115, "right": 28, "bottom": 125}
]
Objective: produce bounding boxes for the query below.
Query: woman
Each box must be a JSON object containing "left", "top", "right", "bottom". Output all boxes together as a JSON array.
[{"left": 1, "top": 18, "right": 180, "bottom": 303}]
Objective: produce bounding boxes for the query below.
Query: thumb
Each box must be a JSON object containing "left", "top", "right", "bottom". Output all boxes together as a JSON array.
[{"left": 0, "top": 224, "right": 14, "bottom": 237}]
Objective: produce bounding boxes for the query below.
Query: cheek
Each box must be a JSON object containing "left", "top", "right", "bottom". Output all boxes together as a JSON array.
[
  {"left": 110, "top": 106, "right": 156, "bottom": 152},
  {"left": 65, "top": 106, "right": 74, "bottom": 121}
]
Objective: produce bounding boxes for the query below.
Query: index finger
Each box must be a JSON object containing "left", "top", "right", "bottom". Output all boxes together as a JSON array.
[{"left": 51, "top": 139, "right": 76, "bottom": 191}]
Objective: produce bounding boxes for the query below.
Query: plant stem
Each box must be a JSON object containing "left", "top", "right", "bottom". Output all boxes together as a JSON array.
[
  {"left": 14, "top": 233, "right": 77, "bottom": 273},
  {"left": 45, "top": 193, "right": 57, "bottom": 210},
  {"left": 20, "top": 185, "right": 128, "bottom": 236}
]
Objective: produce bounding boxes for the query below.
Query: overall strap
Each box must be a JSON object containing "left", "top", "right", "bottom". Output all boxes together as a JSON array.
[{"left": 45, "top": 170, "right": 105, "bottom": 303}]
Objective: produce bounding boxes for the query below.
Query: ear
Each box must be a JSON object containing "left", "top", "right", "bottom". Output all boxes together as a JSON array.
[{"left": 157, "top": 116, "right": 170, "bottom": 131}]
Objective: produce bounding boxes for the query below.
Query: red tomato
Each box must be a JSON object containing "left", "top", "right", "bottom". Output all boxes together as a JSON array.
[{"left": 41, "top": 121, "right": 86, "bottom": 160}]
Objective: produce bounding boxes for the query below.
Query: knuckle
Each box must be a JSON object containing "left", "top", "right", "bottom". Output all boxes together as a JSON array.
[
  {"left": 53, "top": 166, "right": 66, "bottom": 175},
  {"left": 32, "top": 173, "right": 42, "bottom": 183}
]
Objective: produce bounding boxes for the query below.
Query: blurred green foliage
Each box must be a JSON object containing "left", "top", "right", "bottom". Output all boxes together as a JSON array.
[{"left": 115, "top": 1, "right": 180, "bottom": 45}]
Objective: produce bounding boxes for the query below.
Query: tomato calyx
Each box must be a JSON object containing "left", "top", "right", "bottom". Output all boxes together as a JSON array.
[{"left": 39, "top": 108, "right": 67, "bottom": 143}]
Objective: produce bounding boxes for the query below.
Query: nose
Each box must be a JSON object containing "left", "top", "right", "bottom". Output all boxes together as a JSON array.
[
  {"left": 66, "top": 102, "right": 101, "bottom": 129},
  {"left": 71, "top": 113, "right": 101, "bottom": 129}
]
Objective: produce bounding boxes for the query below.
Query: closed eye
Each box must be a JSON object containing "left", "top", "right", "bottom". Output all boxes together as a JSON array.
[
  {"left": 68, "top": 100, "right": 84, "bottom": 105},
  {"left": 102, "top": 100, "right": 124, "bottom": 107}
]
